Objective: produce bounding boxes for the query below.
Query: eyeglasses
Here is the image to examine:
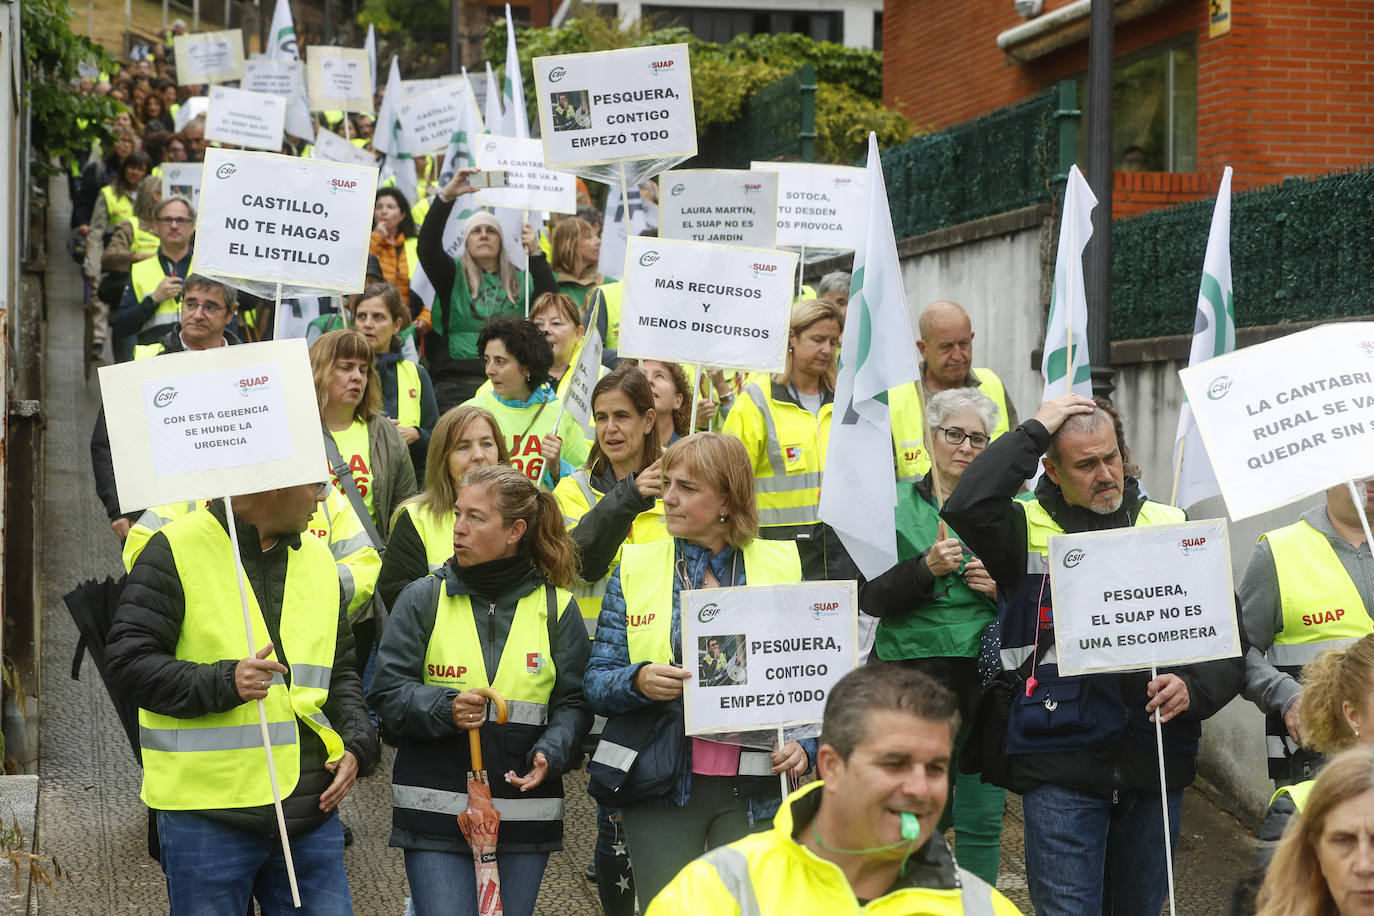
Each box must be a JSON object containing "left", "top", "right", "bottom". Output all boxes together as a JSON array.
[
  {"left": 158, "top": 216, "right": 193, "bottom": 226},
  {"left": 313, "top": 482, "right": 331, "bottom": 499},
  {"left": 935, "top": 426, "right": 989, "bottom": 449},
  {"left": 182, "top": 298, "right": 226, "bottom": 315}
]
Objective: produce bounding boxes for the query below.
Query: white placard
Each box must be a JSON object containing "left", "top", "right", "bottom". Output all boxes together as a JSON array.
[
  {"left": 660, "top": 169, "right": 778, "bottom": 248},
  {"left": 242, "top": 59, "right": 301, "bottom": 99},
  {"left": 305, "top": 46, "right": 374, "bottom": 114},
  {"left": 403, "top": 76, "right": 466, "bottom": 99},
  {"left": 193, "top": 149, "right": 377, "bottom": 296},
  {"left": 751, "top": 161, "right": 866, "bottom": 251},
  {"left": 311, "top": 128, "right": 378, "bottom": 167},
  {"left": 397, "top": 85, "right": 465, "bottom": 154},
  {"left": 173, "top": 30, "right": 245, "bottom": 85},
  {"left": 473, "top": 135, "right": 578, "bottom": 215},
  {"left": 161, "top": 162, "right": 204, "bottom": 209},
  {"left": 533, "top": 44, "right": 696, "bottom": 170},
  {"left": 1047, "top": 519, "right": 1241, "bottom": 676},
  {"left": 174, "top": 95, "right": 210, "bottom": 132},
  {"left": 1178, "top": 322, "right": 1374, "bottom": 520},
  {"left": 618, "top": 236, "right": 796, "bottom": 373},
  {"left": 562, "top": 328, "right": 604, "bottom": 431},
  {"left": 205, "top": 85, "right": 286, "bottom": 152},
  {"left": 680, "top": 583, "right": 859, "bottom": 735},
  {"left": 98, "top": 339, "right": 328, "bottom": 512}
]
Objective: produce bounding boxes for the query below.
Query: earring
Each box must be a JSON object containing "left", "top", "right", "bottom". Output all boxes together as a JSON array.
[{"left": 718, "top": 511, "right": 728, "bottom": 523}]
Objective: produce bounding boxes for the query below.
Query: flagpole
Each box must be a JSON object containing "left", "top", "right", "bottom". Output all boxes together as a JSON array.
[
  {"left": 689, "top": 367, "right": 703, "bottom": 432},
  {"left": 523, "top": 209, "right": 531, "bottom": 316},
  {"left": 798, "top": 245, "right": 806, "bottom": 301},
  {"left": 1169, "top": 438, "right": 1186, "bottom": 507},
  {"left": 1151, "top": 663, "right": 1177, "bottom": 916},
  {"left": 618, "top": 162, "right": 631, "bottom": 240},
  {"left": 1347, "top": 480, "right": 1374, "bottom": 551}
]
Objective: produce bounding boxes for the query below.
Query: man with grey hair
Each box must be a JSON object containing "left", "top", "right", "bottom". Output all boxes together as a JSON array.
[
  {"left": 888, "top": 299, "right": 1018, "bottom": 483},
  {"left": 113, "top": 195, "right": 196, "bottom": 359},
  {"left": 815, "top": 270, "right": 850, "bottom": 320},
  {"left": 941, "top": 394, "right": 1244, "bottom": 915}
]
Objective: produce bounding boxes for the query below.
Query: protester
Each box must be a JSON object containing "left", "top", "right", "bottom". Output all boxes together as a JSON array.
[
  {"left": 889, "top": 300, "right": 1017, "bottom": 482},
  {"left": 1242, "top": 478, "right": 1374, "bottom": 784},
  {"left": 369, "top": 465, "right": 591, "bottom": 916},
  {"left": 91, "top": 170, "right": 160, "bottom": 361},
  {"left": 84, "top": 150, "right": 150, "bottom": 358},
  {"left": 463, "top": 316, "right": 589, "bottom": 488},
  {"left": 416, "top": 167, "right": 557, "bottom": 409},
  {"left": 1255, "top": 634, "right": 1374, "bottom": 872},
  {"left": 370, "top": 187, "right": 420, "bottom": 313},
  {"left": 815, "top": 270, "right": 851, "bottom": 320},
  {"left": 163, "top": 133, "right": 189, "bottom": 163},
  {"left": 632, "top": 359, "right": 691, "bottom": 446},
  {"left": 379, "top": 405, "right": 510, "bottom": 609},
  {"left": 722, "top": 299, "right": 853, "bottom": 580},
  {"left": 106, "top": 483, "right": 379, "bottom": 914},
  {"left": 181, "top": 114, "right": 207, "bottom": 160},
  {"left": 309, "top": 329, "right": 418, "bottom": 670},
  {"left": 71, "top": 127, "right": 136, "bottom": 244},
  {"left": 858, "top": 387, "right": 1005, "bottom": 885},
  {"left": 549, "top": 216, "right": 608, "bottom": 315},
  {"left": 1256, "top": 745, "right": 1374, "bottom": 916},
  {"left": 940, "top": 393, "right": 1244, "bottom": 915},
  {"left": 138, "top": 92, "right": 172, "bottom": 133},
  {"left": 528, "top": 291, "right": 600, "bottom": 403},
  {"left": 112, "top": 195, "right": 196, "bottom": 359},
  {"left": 648, "top": 664, "right": 1020, "bottom": 914},
  {"left": 584, "top": 432, "right": 814, "bottom": 904}
]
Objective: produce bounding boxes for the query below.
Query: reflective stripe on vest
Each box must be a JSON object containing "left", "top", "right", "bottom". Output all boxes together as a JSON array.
[
  {"left": 620, "top": 538, "right": 802, "bottom": 666},
  {"left": 395, "top": 358, "right": 423, "bottom": 428},
  {"left": 1264, "top": 520, "right": 1372, "bottom": 672},
  {"left": 139, "top": 510, "right": 344, "bottom": 810},
  {"left": 738, "top": 384, "right": 827, "bottom": 528},
  {"left": 1271, "top": 779, "right": 1315, "bottom": 813},
  {"left": 391, "top": 784, "right": 566, "bottom": 821},
  {"left": 130, "top": 255, "right": 183, "bottom": 335},
  {"left": 422, "top": 584, "right": 572, "bottom": 725},
  {"left": 890, "top": 369, "right": 1011, "bottom": 483}
]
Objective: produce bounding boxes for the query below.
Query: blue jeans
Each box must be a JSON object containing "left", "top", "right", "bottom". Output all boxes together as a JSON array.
[
  {"left": 594, "top": 804, "right": 636, "bottom": 916},
  {"left": 1021, "top": 783, "right": 1183, "bottom": 916},
  {"left": 404, "top": 848, "right": 549, "bottom": 916},
  {"left": 156, "top": 810, "right": 351, "bottom": 915}
]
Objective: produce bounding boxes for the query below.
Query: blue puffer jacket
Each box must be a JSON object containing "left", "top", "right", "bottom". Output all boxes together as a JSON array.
[{"left": 584, "top": 537, "right": 817, "bottom": 823}]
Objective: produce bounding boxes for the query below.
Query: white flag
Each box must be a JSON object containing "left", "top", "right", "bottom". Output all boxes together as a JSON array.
[
  {"left": 598, "top": 182, "right": 648, "bottom": 280},
  {"left": 416, "top": 74, "right": 487, "bottom": 310},
  {"left": 373, "top": 56, "right": 404, "bottom": 156},
  {"left": 818, "top": 133, "right": 920, "bottom": 580},
  {"left": 363, "top": 24, "right": 376, "bottom": 90},
  {"left": 1040, "top": 164, "right": 1097, "bottom": 402},
  {"left": 484, "top": 62, "right": 502, "bottom": 135},
  {"left": 561, "top": 325, "right": 604, "bottom": 434},
  {"left": 266, "top": 0, "right": 314, "bottom": 140},
  {"left": 1172, "top": 166, "right": 1236, "bottom": 509},
  {"left": 495, "top": 5, "right": 533, "bottom": 269}
]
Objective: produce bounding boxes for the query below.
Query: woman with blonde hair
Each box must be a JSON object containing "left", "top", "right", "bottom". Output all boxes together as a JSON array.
[
  {"left": 584, "top": 432, "right": 815, "bottom": 904},
  {"left": 379, "top": 405, "right": 510, "bottom": 608},
  {"left": 1256, "top": 744, "right": 1374, "bottom": 916},
  {"left": 370, "top": 465, "right": 591, "bottom": 916}
]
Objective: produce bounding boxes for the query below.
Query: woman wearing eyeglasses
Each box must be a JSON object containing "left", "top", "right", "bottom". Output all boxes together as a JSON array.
[
  {"left": 720, "top": 299, "right": 852, "bottom": 580},
  {"left": 857, "top": 386, "right": 1005, "bottom": 887}
]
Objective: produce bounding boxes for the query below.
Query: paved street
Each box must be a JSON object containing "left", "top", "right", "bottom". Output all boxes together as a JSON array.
[{"left": 26, "top": 176, "right": 1258, "bottom": 914}]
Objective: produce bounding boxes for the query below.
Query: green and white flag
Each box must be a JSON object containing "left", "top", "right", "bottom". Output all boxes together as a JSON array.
[
  {"left": 819, "top": 132, "right": 920, "bottom": 580},
  {"left": 1172, "top": 166, "right": 1236, "bottom": 509},
  {"left": 484, "top": 61, "right": 502, "bottom": 135},
  {"left": 1041, "top": 164, "right": 1097, "bottom": 402},
  {"left": 414, "top": 69, "right": 486, "bottom": 307},
  {"left": 267, "top": 0, "right": 314, "bottom": 140}
]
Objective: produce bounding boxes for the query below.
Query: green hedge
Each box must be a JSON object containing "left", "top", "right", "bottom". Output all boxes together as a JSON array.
[{"left": 692, "top": 67, "right": 808, "bottom": 168}]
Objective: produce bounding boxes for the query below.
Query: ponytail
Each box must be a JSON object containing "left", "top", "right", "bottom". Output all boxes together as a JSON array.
[
  {"left": 1300, "top": 634, "right": 1374, "bottom": 755},
  {"left": 460, "top": 465, "right": 580, "bottom": 590}
]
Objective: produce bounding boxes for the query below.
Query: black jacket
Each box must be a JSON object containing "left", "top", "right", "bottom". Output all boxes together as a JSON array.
[
  {"left": 377, "top": 504, "right": 437, "bottom": 610},
  {"left": 570, "top": 466, "right": 656, "bottom": 583},
  {"left": 857, "top": 473, "right": 941, "bottom": 619},
  {"left": 90, "top": 326, "right": 242, "bottom": 522},
  {"left": 106, "top": 500, "right": 379, "bottom": 835}
]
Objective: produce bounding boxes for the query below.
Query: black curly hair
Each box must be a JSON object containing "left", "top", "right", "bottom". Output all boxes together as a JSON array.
[{"left": 478, "top": 316, "right": 554, "bottom": 388}]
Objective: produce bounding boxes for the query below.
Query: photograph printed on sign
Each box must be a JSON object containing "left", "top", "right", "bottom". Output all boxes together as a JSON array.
[
  {"left": 550, "top": 90, "right": 592, "bottom": 131},
  {"left": 698, "top": 634, "right": 747, "bottom": 688}
]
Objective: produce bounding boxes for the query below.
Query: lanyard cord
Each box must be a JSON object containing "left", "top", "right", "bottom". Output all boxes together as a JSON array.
[{"left": 810, "top": 825, "right": 920, "bottom": 877}]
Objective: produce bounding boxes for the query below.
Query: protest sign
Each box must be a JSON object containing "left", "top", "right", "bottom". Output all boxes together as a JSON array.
[
  {"left": 206, "top": 85, "right": 287, "bottom": 151},
  {"left": 1047, "top": 519, "right": 1240, "bottom": 675},
  {"left": 473, "top": 134, "right": 578, "bottom": 214},
  {"left": 533, "top": 43, "right": 695, "bottom": 185},
  {"left": 557, "top": 328, "right": 603, "bottom": 438},
  {"left": 305, "top": 47, "right": 374, "bottom": 114},
  {"left": 161, "top": 162, "right": 204, "bottom": 209},
  {"left": 397, "top": 85, "right": 466, "bottom": 154},
  {"left": 173, "top": 95, "right": 210, "bottom": 132},
  {"left": 311, "top": 128, "right": 378, "bottom": 167},
  {"left": 403, "top": 76, "right": 466, "bottom": 99},
  {"left": 750, "top": 161, "right": 866, "bottom": 252},
  {"left": 242, "top": 58, "right": 302, "bottom": 99},
  {"left": 98, "top": 339, "right": 327, "bottom": 512},
  {"left": 173, "top": 30, "right": 245, "bottom": 85},
  {"left": 680, "top": 582, "right": 859, "bottom": 735},
  {"left": 660, "top": 169, "right": 778, "bottom": 248},
  {"left": 1177, "top": 322, "right": 1374, "bottom": 520},
  {"left": 193, "top": 149, "right": 377, "bottom": 298},
  {"left": 618, "top": 236, "right": 795, "bottom": 373}
]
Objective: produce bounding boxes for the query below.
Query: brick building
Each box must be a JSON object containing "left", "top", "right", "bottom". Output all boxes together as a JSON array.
[{"left": 883, "top": 0, "right": 1374, "bottom": 217}]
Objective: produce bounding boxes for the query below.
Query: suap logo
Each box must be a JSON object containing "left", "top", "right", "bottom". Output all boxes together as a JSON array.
[
  {"left": 833, "top": 177, "right": 853, "bottom": 188},
  {"left": 751, "top": 262, "right": 778, "bottom": 278},
  {"left": 742, "top": 183, "right": 762, "bottom": 194},
  {"left": 671, "top": 183, "right": 685, "bottom": 196},
  {"left": 1362, "top": 341, "right": 1374, "bottom": 359},
  {"left": 811, "top": 601, "right": 841, "bottom": 619},
  {"left": 1180, "top": 536, "right": 1207, "bottom": 556},
  {"left": 697, "top": 602, "right": 721, "bottom": 624},
  {"left": 329, "top": 177, "right": 359, "bottom": 196},
  {"left": 239, "top": 374, "right": 271, "bottom": 398},
  {"left": 153, "top": 386, "right": 178, "bottom": 408},
  {"left": 639, "top": 250, "right": 661, "bottom": 267},
  {"left": 1207, "top": 375, "right": 1233, "bottom": 400},
  {"left": 1063, "top": 548, "right": 1086, "bottom": 569},
  {"left": 650, "top": 60, "right": 675, "bottom": 76},
  {"left": 549, "top": 66, "right": 567, "bottom": 83},
  {"left": 215, "top": 164, "right": 238, "bottom": 179}
]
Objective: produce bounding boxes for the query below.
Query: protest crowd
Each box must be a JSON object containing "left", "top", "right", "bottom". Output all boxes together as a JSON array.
[{"left": 62, "top": 11, "right": 1374, "bottom": 916}]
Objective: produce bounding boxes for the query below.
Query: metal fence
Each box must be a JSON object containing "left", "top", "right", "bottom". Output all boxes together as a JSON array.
[
  {"left": 691, "top": 64, "right": 816, "bottom": 167},
  {"left": 1111, "top": 166, "right": 1374, "bottom": 340}
]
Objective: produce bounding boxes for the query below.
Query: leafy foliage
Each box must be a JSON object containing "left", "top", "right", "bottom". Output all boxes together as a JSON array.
[
  {"left": 22, "top": 0, "right": 123, "bottom": 178},
  {"left": 816, "top": 84, "right": 915, "bottom": 164}
]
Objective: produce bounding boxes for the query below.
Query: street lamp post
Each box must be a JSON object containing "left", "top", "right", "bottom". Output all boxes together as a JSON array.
[{"left": 1085, "top": 0, "right": 1115, "bottom": 397}]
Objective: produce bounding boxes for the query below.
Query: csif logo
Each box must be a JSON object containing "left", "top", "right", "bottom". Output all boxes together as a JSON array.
[
  {"left": 811, "top": 601, "right": 841, "bottom": 619},
  {"left": 751, "top": 262, "right": 777, "bottom": 278},
  {"left": 1063, "top": 548, "right": 1086, "bottom": 569},
  {"left": 153, "top": 386, "right": 178, "bottom": 408},
  {"left": 639, "top": 250, "right": 661, "bottom": 267},
  {"left": 1180, "top": 536, "right": 1207, "bottom": 556},
  {"left": 484, "top": 140, "right": 498, "bottom": 152},
  {"left": 1207, "top": 375, "right": 1233, "bottom": 400},
  {"left": 697, "top": 603, "right": 721, "bottom": 624},
  {"left": 215, "top": 164, "right": 238, "bottom": 179},
  {"left": 322, "top": 58, "right": 334, "bottom": 70},
  {"left": 671, "top": 183, "right": 685, "bottom": 196},
  {"left": 650, "top": 60, "right": 675, "bottom": 76},
  {"left": 239, "top": 374, "right": 270, "bottom": 397},
  {"left": 548, "top": 66, "right": 567, "bottom": 83}
]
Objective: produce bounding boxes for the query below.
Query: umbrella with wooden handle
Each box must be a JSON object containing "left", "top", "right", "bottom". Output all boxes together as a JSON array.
[{"left": 458, "top": 686, "right": 509, "bottom": 916}]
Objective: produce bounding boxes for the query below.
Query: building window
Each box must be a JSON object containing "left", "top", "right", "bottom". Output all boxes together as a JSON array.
[
  {"left": 1076, "top": 40, "right": 1197, "bottom": 173},
  {"left": 642, "top": 6, "right": 842, "bottom": 44}
]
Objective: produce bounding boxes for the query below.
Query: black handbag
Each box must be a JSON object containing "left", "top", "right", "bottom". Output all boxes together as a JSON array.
[
  {"left": 587, "top": 698, "right": 685, "bottom": 807},
  {"left": 96, "top": 270, "right": 129, "bottom": 306},
  {"left": 959, "top": 672, "right": 1016, "bottom": 790}
]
